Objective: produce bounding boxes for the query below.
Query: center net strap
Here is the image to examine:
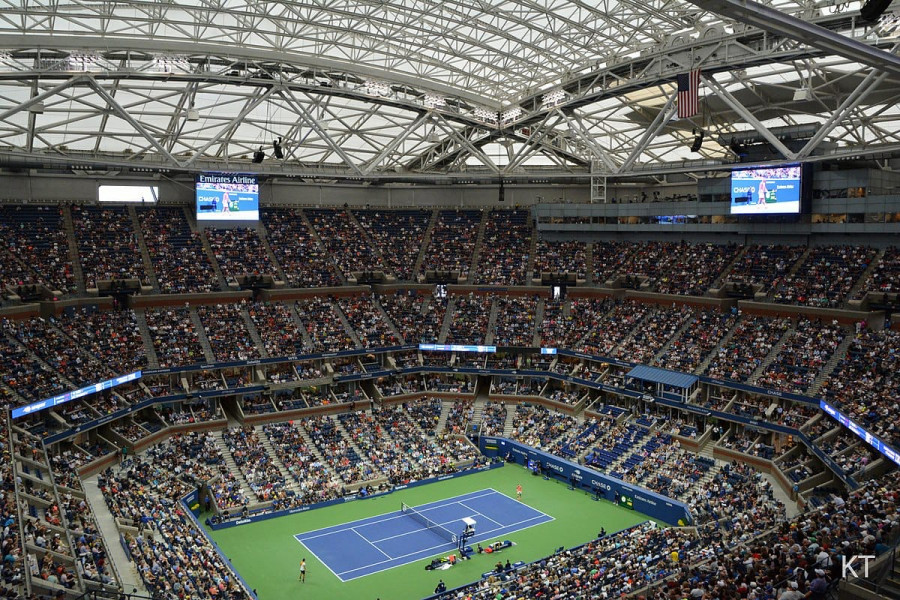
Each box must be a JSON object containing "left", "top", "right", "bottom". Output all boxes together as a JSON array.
[{"left": 400, "top": 502, "right": 458, "bottom": 544}]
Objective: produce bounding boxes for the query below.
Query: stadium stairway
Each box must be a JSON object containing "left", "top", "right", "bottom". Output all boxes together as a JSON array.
[
  {"left": 649, "top": 312, "right": 698, "bottom": 366},
  {"left": 299, "top": 209, "right": 347, "bottom": 285},
  {"left": 879, "top": 553, "right": 900, "bottom": 599},
  {"left": 805, "top": 331, "right": 855, "bottom": 397},
  {"left": 61, "top": 204, "right": 87, "bottom": 295},
  {"left": 466, "top": 210, "right": 490, "bottom": 284},
  {"left": 585, "top": 243, "right": 595, "bottom": 286},
  {"left": 347, "top": 210, "right": 391, "bottom": 277},
  {"left": 437, "top": 295, "right": 456, "bottom": 344},
  {"left": 748, "top": 324, "right": 796, "bottom": 383},
  {"left": 81, "top": 473, "right": 152, "bottom": 597},
  {"left": 764, "top": 247, "right": 812, "bottom": 300},
  {"left": 213, "top": 429, "right": 258, "bottom": 501},
  {"left": 331, "top": 298, "right": 363, "bottom": 348},
  {"left": 484, "top": 299, "right": 501, "bottom": 345},
  {"left": 189, "top": 211, "right": 230, "bottom": 290},
  {"left": 238, "top": 305, "right": 269, "bottom": 359},
  {"left": 188, "top": 307, "right": 217, "bottom": 363},
  {"left": 255, "top": 224, "right": 288, "bottom": 283},
  {"left": 434, "top": 401, "right": 452, "bottom": 434},
  {"left": 695, "top": 314, "right": 744, "bottom": 374},
  {"left": 133, "top": 310, "right": 160, "bottom": 369},
  {"left": 412, "top": 209, "right": 438, "bottom": 278},
  {"left": 501, "top": 404, "right": 516, "bottom": 437},
  {"left": 287, "top": 302, "right": 316, "bottom": 350},
  {"left": 524, "top": 222, "right": 538, "bottom": 283},
  {"left": 372, "top": 295, "right": 404, "bottom": 343},
  {"left": 256, "top": 424, "right": 302, "bottom": 495},
  {"left": 470, "top": 397, "right": 487, "bottom": 435},
  {"left": 697, "top": 439, "right": 719, "bottom": 463},
  {"left": 128, "top": 205, "right": 161, "bottom": 292},
  {"left": 846, "top": 246, "right": 886, "bottom": 302},
  {"left": 532, "top": 298, "right": 545, "bottom": 347},
  {"left": 711, "top": 244, "right": 749, "bottom": 289}
]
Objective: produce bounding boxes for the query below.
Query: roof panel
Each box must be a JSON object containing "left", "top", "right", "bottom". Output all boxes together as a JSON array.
[{"left": 626, "top": 365, "right": 699, "bottom": 389}]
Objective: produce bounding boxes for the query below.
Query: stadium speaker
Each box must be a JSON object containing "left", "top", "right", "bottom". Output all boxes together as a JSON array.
[
  {"left": 690, "top": 130, "right": 704, "bottom": 153},
  {"left": 860, "top": 0, "right": 892, "bottom": 22},
  {"left": 252, "top": 147, "right": 265, "bottom": 163}
]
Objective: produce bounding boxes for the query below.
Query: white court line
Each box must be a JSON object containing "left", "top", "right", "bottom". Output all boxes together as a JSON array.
[
  {"left": 457, "top": 501, "right": 503, "bottom": 528},
  {"left": 293, "top": 537, "right": 343, "bottom": 582},
  {"left": 352, "top": 527, "right": 392, "bottom": 560},
  {"left": 295, "top": 488, "right": 555, "bottom": 582},
  {"left": 296, "top": 489, "right": 499, "bottom": 541},
  {"left": 336, "top": 513, "right": 554, "bottom": 581},
  {"left": 366, "top": 490, "right": 514, "bottom": 544},
  {"left": 484, "top": 486, "right": 555, "bottom": 521}
]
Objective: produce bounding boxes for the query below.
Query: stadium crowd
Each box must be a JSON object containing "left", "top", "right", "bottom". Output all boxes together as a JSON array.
[
  {"left": 222, "top": 426, "right": 288, "bottom": 502},
  {"left": 71, "top": 205, "right": 146, "bottom": 289},
  {"left": 355, "top": 209, "right": 430, "bottom": 281},
  {"left": 296, "top": 297, "right": 357, "bottom": 352},
  {"left": 137, "top": 207, "right": 218, "bottom": 293},
  {"left": 0, "top": 205, "right": 75, "bottom": 296},
  {"left": 335, "top": 294, "right": 400, "bottom": 348},
  {"left": 772, "top": 245, "right": 876, "bottom": 307},
  {"left": 204, "top": 227, "right": 274, "bottom": 284},
  {"left": 419, "top": 210, "right": 482, "bottom": 280},
  {"left": 306, "top": 209, "right": 382, "bottom": 278},
  {"left": 533, "top": 238, "right": 588, "bottom": 280},
  {"left": 261, "top": 208, "right": 343, "bottom": 287},
  {"left": 246, "top": 301, "right": 309, "bottom": 357},
  {"left": 144, "top": 307, "right": 207, "bottom": 367},
  {"left": 474, "top": 210, "right": 532, "bottom": 285}
]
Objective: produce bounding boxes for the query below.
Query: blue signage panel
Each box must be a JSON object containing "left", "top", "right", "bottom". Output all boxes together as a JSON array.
[
  {"left": 820, "top": 400, "right": 900, "bottom": 467},
  {"left": 419, "top": 343, "right": 497, "bottom": 353},
  {"left": 479, "top": 437, "right": 692, "bottom": 526},
  {"left": 12, "top": 370, "right": 142, "bottom": 419}
]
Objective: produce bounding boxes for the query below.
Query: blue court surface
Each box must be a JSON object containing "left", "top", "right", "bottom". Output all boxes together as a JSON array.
[{"left": 295, "top": 488, "right": 554, "bottom": 581}]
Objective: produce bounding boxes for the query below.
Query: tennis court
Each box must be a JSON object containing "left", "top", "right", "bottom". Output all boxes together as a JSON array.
[{"left": 295, "top": 488, "right": 553, "bottom": 581}]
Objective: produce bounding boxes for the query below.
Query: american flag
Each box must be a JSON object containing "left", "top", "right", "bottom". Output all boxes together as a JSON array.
[{"left": 677, "top": 69, "right": 701, "bottom": 118}]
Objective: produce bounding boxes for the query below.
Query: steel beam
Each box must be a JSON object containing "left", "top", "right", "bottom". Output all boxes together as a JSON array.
[
  {"left": 703, "top": 76, "right": 797, "bottom": 160},
  {"left": 432, "top": 115, "right": 499, "bottom": 173},
  {"left": 183, "top": 87, "right": 276, "bottom": 167},
  {"left": 0, "top": 76, "right": 86, "bottom": 122},
  {"left": 685, "top": 0, "right": 900, "bottom": 78},
  {"left": 797, "top": 69, "right": 890, "bottom": 159},
  {"left": 362, "top": 112, "right": 428, "bottom": 174},
  {"left": 86, "top": 78, "right": 182, "bottom": 167},
  {"left": 618, "top": 93, "right": 676, "bottom": 173},
  {"left": 278, "top": 88, "right": 364, "bottom": 176}
]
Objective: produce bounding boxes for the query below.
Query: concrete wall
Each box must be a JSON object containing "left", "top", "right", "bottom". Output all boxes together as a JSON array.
[{"left": 0, "top": 173, "right": 589, "bottom": 208}]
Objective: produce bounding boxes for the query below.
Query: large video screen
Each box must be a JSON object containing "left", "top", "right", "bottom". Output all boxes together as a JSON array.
[
  {"left": 730, "top": 164, "right": 802, "bottom": 215},
  {"left": 98, "top": 185, "right": 158, "bottom": 203},
  {"left": 196, "top": 173, "right": 259, "bottom": 221}
]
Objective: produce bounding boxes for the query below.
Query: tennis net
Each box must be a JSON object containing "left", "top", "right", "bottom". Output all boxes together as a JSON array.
[{"left": 400, "top": 502, "right": 457, "bottom": 544}]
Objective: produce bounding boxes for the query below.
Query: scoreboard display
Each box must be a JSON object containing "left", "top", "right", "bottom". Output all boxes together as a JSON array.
[
  {"left": 196, "top": 173, "right": 259, "bottom": 221},
  {"left": 730, "top": 164, "right": 802, "bottom": 215}
]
